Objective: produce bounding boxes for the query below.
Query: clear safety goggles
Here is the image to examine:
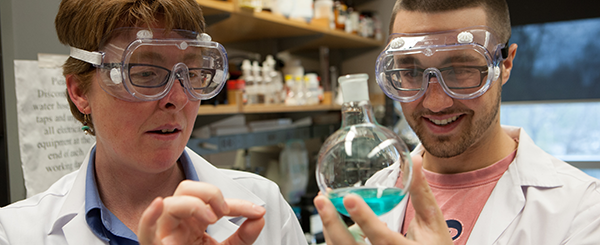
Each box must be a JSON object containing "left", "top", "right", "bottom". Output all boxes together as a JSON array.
[
  {"left": 375, "top": 26, "right": 508, "bottom": 102},
  {"left": 70, "top": 27, "right": 228, "bottom": 102}
]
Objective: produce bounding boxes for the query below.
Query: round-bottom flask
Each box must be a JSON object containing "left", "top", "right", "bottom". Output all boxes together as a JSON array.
[{"left": 316, "top": 73, "right": 413, "bottom": 216}]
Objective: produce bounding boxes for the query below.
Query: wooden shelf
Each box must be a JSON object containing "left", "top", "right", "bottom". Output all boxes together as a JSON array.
[
  {"left": 196, "top": 0, "right": 384, "bottom": 50},
  {"left": 198, "top": 103, "right": 341, "bottom": 115},
  {"left": 197, "top": 104, "right": 240, "bottom": 115},
  {"left": 196, "top": 91, "right": 390, "bottom": 115}
]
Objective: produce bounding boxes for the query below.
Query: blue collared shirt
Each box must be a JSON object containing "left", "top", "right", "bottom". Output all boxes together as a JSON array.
[{"left": 84, "top": 147, "right": 199, "bottom": 244}]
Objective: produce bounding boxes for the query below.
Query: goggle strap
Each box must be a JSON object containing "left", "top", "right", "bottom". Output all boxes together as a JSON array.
[
  {"left": 501, "top": 41, "right": 509, "bottom": 59},
  {"left": 70, "top": 47, "right": 102, "bottom": 66},
  {"left": 493, "top": 66, "right": 500, "bottom": 81}
]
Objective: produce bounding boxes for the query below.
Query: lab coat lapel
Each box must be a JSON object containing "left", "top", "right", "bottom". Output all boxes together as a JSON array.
[
  {"left": 466, "top": 127, "right": 562, "bottom": 245},
  {"left": 466, "top": 161, "right": 525, "bottom": 245},
  {"left": 185, "top": 148, "right": 266, "bottom": 242},
  {"left": 49, "top": 148, "right": 107, "bottom": 245}
]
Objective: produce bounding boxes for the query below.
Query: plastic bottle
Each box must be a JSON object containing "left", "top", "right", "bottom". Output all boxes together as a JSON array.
[
  {"left": 315, "top": 73, "right": 413, "bottom": 217},
  {"left": 348, "top": 7, "right": 359, "bottom": 34},
  {"left": 282, "top": 59, "right": 304, "bottom": 80},
  {"left": 265, "top": 55, "right": 284, "bottom": 104},
  {"left": 305, "top": 73, "right": 320, "bottom": 105},
  {"left": 262, "top": 60, "right": 274, "bottom": 104},
  {"left": 272, "top": 0, "right": 293, "bottom": 17},
  {"left": 294, "top": 75, "right": 306, "bottom": 105},
  {"left": 241, "top": 60, "right": 256, "bottom": 104},
  {"left": 334, "top": 1, "right": 347, "bottom": 30},
  {"left": 284, "top": 74, "right": 296, "bottom": 106},
  {"left": 279, "top": 139, "right": 309, "bottom": 204},
  {"left": 289, "top": 0, "right": 314, "bottom": 22},
  {"left": 239, "top": 0, "right": 263, "bottom": 12},
  {"left": 313, "top": 0, "right": 334, "bottom": 29},
  {"left": 252, "top": 61, "right": 264, "bottom": 104}
]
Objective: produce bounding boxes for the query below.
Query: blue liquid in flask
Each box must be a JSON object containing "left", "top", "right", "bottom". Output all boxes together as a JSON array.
[{"left": 328, "top": 187, "right": 406, "bottom": 216}]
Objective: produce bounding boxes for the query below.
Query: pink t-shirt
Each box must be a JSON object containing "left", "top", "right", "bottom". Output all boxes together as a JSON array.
[{"left": 398, "top": 150, "right": 516, "bottom": 244}]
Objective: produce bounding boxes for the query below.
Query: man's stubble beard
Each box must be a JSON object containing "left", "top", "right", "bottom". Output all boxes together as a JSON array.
[{"left": 409, "top": 84, "right": 502, "bottom": 158}]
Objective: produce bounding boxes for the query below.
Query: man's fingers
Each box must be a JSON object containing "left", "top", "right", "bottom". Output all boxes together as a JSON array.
[
  {"left": 224, "top": 198, "right": 266, "bottom": 219},
  {"left": 408, "top": 161, "right": 445, "bottom": 226},
  {"left": 173, "top": 180, "right": 230, "bottom": 217},
  {"left": 222, "top": 217, "right": 265, "bottom": 245},
  {"left": 314, "top": 194, "right": 358, "bottom": 245},
  {"left": 138, "top": 197, "right": 163, "bottom": 245},
  {"left": 407, "top": 160, "right": 451, "bottom": 241},
  {"left": 344, "top": 194, "right": 407, "bottom": 244}
]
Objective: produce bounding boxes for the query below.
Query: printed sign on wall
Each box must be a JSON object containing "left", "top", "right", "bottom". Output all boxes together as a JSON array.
[{"left": 14, "top": 55, "right": 95, "bottom": 197}]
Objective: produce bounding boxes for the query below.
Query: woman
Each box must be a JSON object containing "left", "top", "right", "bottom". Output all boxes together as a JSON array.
[{"left": 0, "top": 0, "right": 306, "bottom": 244}]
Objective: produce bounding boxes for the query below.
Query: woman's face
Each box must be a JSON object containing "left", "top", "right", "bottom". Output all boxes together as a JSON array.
[{"left": 84, "top": 41, "right": 201, "bottom": 174}]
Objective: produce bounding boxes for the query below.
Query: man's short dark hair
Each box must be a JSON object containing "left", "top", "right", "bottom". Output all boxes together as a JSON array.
[{"left": 389, "top": 0, "right": 511, "bottom": 43}]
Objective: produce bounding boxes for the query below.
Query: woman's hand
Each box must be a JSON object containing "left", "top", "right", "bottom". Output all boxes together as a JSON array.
[
  {"left": 138, "top": 180, "right": 266, "bottom": 245},
  {"left": 314, "top": 160, "right": 452, "bottom": 245}
]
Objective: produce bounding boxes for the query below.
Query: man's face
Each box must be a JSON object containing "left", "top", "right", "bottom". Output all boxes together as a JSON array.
[{"left": 393, "top": 7, "right": 504, "bottom": 158}]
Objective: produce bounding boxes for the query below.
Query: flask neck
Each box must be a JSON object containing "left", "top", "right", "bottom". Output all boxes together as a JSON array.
[{"left": 340, "top": 100, "right": 377, "bottom": 127}]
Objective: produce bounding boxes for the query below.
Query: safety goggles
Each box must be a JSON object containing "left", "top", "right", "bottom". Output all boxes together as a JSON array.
[
  {"left": 376, "top": 26, "right": 508, "bottom": 102},
  {"left": 70, "top": 27, "right": 228, "bottom": 102}
]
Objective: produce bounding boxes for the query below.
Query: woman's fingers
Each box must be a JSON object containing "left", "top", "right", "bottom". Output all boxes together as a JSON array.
[
  {"left": 138, "top": 181, "right": 268, "bottom": 245},
  {"left": 219, "top": 199, "right": 266, "bottom": 245},
  {"left": 224, "top": 198, "right": 266, "bottom": 219},
  {"left": 222, "top": 216, "right": 266, "bottom": 245},
  {"left": 138, "top": 197, "right": 164, "bottom": 245},
  {"left": 162, "top": 195, "right": 218, "bottom": 223},
  {"left": 173, "top": 180, "right": 230, "bottom": 218}
]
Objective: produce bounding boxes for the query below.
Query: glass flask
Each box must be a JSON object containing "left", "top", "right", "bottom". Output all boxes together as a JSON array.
[{"left": 316, "top": 73, "right": 413, "bottom": 216}]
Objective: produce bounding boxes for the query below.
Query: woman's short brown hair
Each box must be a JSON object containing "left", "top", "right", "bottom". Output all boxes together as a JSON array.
[{"left": 55, "top": 0, "right": 206, "bottom": 135}]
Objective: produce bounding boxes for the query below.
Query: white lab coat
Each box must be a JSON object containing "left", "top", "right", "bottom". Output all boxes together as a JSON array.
[
  {"left": 0, "top": 147, "right": 307, "bottom": 245},
  {"left": 371, "top": 126, "right": 600, "bottom": 244}
]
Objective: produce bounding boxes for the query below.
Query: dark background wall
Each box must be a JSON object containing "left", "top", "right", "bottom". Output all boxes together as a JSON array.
[
  {"left": 503, "top": 1, "right": 600, "bottom": 102},
  {"left": 507, "top": 0, "right": 600, "bottom": 26}
]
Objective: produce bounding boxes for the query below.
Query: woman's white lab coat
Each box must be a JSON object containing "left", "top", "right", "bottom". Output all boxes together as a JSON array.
[
  {"left": 372, "top": 126, "right": 600, "bottom": 244},
  {"left": 0, "top": 147, "right": 307, "bottom": 245}
]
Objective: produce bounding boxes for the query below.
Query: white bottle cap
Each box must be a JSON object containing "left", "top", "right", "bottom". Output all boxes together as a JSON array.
[
  {"left": 241, "top": 59, "right": 252, "bottom": 70},
  {"left": 339, "top": 73, "right": 369, "bottom": 103}
]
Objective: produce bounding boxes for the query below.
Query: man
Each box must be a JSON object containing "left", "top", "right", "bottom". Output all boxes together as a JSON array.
[{"left": 315, "top": 0, "right": 600, "bottom": 244}]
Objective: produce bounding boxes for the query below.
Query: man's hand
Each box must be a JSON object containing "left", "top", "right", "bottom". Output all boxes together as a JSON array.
[
  {"left": 314, "top": 160, "right": 452, "bottom": 244},
  {"left": 138, "top": 180, "right": 266, "bottom": 245}
]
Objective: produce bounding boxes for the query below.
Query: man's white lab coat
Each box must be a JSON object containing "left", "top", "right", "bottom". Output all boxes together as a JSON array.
[
  {"left": 372, "top": 126, "right": 600, "bottom": 244},
  {"left": 0, "top": 147, "right": 307, "bottom": 245}
]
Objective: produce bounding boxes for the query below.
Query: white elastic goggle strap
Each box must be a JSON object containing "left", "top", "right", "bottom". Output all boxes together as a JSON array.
[{"left": 70, "top": 47, "right": 103, "bottom": 66}]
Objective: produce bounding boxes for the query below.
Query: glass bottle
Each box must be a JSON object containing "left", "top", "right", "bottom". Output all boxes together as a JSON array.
[{"left": 316, "top": 73, "right": 413, "bottom": 216}]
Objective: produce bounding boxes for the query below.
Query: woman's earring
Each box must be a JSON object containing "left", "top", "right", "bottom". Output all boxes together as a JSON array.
[{"left": 82, "top": 114, "right": 93, "bottom": 135}]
